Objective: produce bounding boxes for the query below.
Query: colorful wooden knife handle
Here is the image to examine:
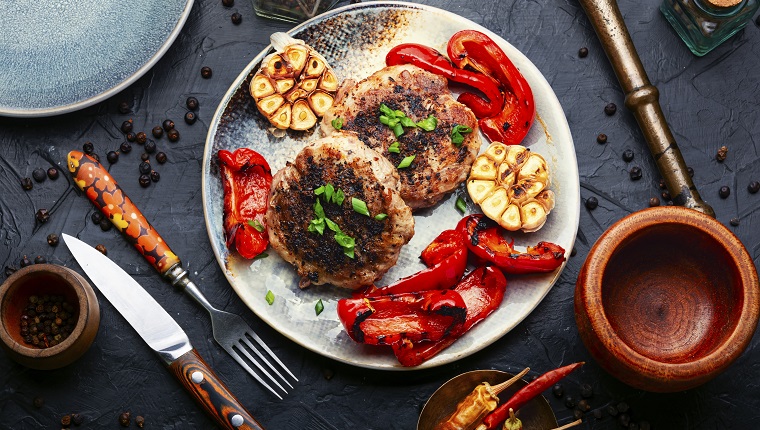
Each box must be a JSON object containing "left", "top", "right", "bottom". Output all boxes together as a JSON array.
[{"left": 67, "top": 150, "right": 181, "bottom": 274}]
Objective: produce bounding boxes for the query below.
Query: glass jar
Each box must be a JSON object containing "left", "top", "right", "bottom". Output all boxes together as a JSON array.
[
  {"left": 660, "top": 0, "right": 759, "bottom": 56},
  {"left": 253, "top": 0, "right": 342, "bottom": 23}
]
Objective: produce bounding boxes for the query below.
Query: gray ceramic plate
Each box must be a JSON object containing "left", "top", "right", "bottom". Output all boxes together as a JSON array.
[
  {"left": 0, "top": 0, "right": 194, "bottom": 117},
  {"left": 202, "top": 1, "right": 580, "bottom": 370}
]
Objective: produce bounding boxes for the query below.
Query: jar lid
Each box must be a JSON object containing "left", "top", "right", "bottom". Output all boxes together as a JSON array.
[{"left": 706, "top": 0, "right": 742, "bottom": 7}]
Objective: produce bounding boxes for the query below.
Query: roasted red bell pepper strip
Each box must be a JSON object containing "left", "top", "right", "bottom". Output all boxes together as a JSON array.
[
  {"left": 218, "top": 148, "right": 272, "bottom": 259},
  {"left": 447, "top": 30, "right": 535, "bottom": 145},
  {"left": 391, "top": 266, "right": 507, "bottom": 367},
  {"left": 481, "top": 362, "right": 584, "bottom": 429},
  {"left": 337, "top": 289, "right": 467, "bottom": 346},
  {"left": 386, "top": 43, "right": 504, "bottom": 118},
  {"left": 420, "top": 229, "right": 465, "bottom": 267},
  {"left": 457, "top": 215, "right": 565, "bottom": 274}
]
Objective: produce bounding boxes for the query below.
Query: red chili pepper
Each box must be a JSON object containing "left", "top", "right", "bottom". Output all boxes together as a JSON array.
[
  {"left": 457, "top": 215, "right": 565, "bottom": 274},
  {"left": 218, "top": 148, "right": 272, "bottom": 260},
  {"left": 447, "top": 30, "right": 535, "bottom": 145},
  {"left": 337, "top": 289, "right": 467, "bottom": 346},
  {"left": 391, "top": 266, "right": 507, "bottom": 367},
  {"left": 481, "top": 362, "right": 584, "bottom": 429},
  {"left": 386, "top": 43, "right": 504, "bottom": 118}
]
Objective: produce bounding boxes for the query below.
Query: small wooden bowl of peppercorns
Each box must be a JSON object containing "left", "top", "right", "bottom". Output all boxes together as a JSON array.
[
  {"left": 0, "top": 264, "right": 100, "bottom": 370},
  {"left": 575, "top": 206, "right": 760, "bottom": 392}
]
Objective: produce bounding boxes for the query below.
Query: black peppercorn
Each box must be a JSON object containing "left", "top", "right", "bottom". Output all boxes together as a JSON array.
[
  {"left": 152, "top": 125, "right": 164, "bottom": 138},
  {"left": 162, "top": 119, "right": 175, "bottom": 131},
  {"left": 47, "top": 233, "right": 59, "bottom": 246},
  {"left": 119, "top": 411, "right": 131, "bottom": 427},
  {"left": 21, "top": 177, "right": 33, "bottom": 190},
  {"left": 604, "top": 102, "right": 617, "bottom": 115},
  {"left": 616, "top": 402, "right": 630, "bottom": 413},
  {"left": 578, "top": 47, "right": 588, "bottom": 57},
  {"left": 99, "top": 218, "right": 112, "bottom": 231},
  {"left": 121, "top": 120, "right": 133, "bottom": 134},
  {"left": 136, "top": 132, "right": 147, "bottom": 145},
  {"left": 32, "top": 168, "right": 46, "bottom": 183},
  {"left": 186, "top": 96, "right": 199, "bottom": 111},
  {"left": 231, "top": 12, "right": 242, "bottom": 24},
  {"left": 139, "top": 174, "right": 151, "bottom": 188},
  {"left": 33, "top": 396, "right": 44, "bottom": 408},
  {"left": 564, "top": 395, "right": 576, "bottom": 408},
  {"left": 552, "top": 384, "right": 564, "bottom": 398},
  {"left": 596, "top": 133, "right": 607, "bottom": 144},
  {"left": 201, "top": 66, "right": 213, "bottom": 79},
  {"left": 126, "top": 132, "right": 137, "bottom": 142},
  {"left": 730, "top": 217, "right": 740, "bottom": 226},
  {"left": 580, "top": 383, "right": 593, "bottom": 398},
  {"left": 135, "top": 415, "right": 145, "bottom": 428},
  {"left": 91, "top": 211, "right": 104, "bottom": 224},
  {"left": 95, "top": 244, "right": 107, "bottom": 255},
  {"left": 577, "top": 399, "right": 591, "bottom": 412},
  {"left": 20, "top": 256, "right": 32, "bottom": 268},
  {"left": 141, "top": 153, "right": 150, "bottom": 162},
  {"left": 184, "top": 111, "right": 197, "bottom": 124},
  {"left": 629, "top": 166, "right": 642, "bottom": 180},
  {"left": 659, "top": 178, "right": 667, "bottom": 189},
  {"left": 83, "top": 141, "right": 94, "bottom": 154},
  {"left": 61, "top": 414, "right": 72, "bottom": 427},
  {"left": 622, "top": 149, "right": 634, "bottom": 162},
  {"left": 139, "top": 161, "right": 152, "bottom": 175},
  {"left": 156, "top": 152, "right": 167, "bottom": 164},
  {"left": 118, "top": 101, "right": 131, "bottom": 114},
  {"left": 107, "top": 151, "right": 119, "bottom": 164},
  {"left": 661, "top": 191, "right": 671, "bottom": 201},
  {"left": 144, "top": 140, "right": 157, "bottom": 154},
  {"left": 34, "top": 255, "right": 47, "bottom": 264},
  {"left": 36, "top": 208, "right": 50, "bottom": 223},
  {"left": 606, "top": 404, "right": 619, "bottom": 417},
  {"left": 150, "top": 170, "right": 161, "bottom": 182},
  {"left": 120, "top": 142, "right": 132, "bottom": 154},
  {"left": 222, "top": 0, "right": 234, "bottom": 6},
  {"left": 71, "top": 413, "right": 84, "bottom": 426},
  {"left": 748, "top": 181, "right": 760, "bottom": 194},
  {"left": 585, "top": 196, "right": 598, "bottom": 210},
  {"left": 719, "top": 186, "right": 731, "bottom": 199},
  {"left": 47, "top": 167, "right": 59, "bottom": 180},
  {"left": 167, "top": 128, "right": 180, "bottom": 142},
  {"left": 618, "top": 413, "right": 631, "bottom": 427}
]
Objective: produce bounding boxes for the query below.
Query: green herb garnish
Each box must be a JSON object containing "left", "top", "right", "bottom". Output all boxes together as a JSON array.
[
  {"left": 374, "top": 213, "right": 388, "bottom": 221},
  {"left": 398, "top": 155, "right": 416, "bottom": 169},
  {"left": 378, "top": 103, "right": 437, "bottom": 137},
  {"left": 247, "top": 219, "right": 264, "bottom": 232},
  {"left": 331, "top": 117, "right": 343, "bottom": 130},
  {"left": 388, "top": 142, "right": 400, "bottom": 154},
  {"left": 416, "top": 115, "right": 438, "bottom": 131},
  {"left": 324, "top": 183, "right": 335, "bottom": 203},
  {"left": 253, "top": 252, "right": 269, "bottom": 261},
  {"left": 315, "top": 299, "right": 324, "bottom": 316},
  {"left": 352, "top": 197, "right": 370, "bottom": 216},
  {"left": 308, "top": 199, "right": 326, "bottom": 235},
  {"left": 265, "top": 290, "right": 275, "bottom": 305},
  {"left": 334, "top": 189, "right": 345, "bottom": 205},
  {"left": 455, "top": 197, "right": 467, "bottom": 214},
  {"left": 450, "top": 124, "right": 473, "bottom": 146}
]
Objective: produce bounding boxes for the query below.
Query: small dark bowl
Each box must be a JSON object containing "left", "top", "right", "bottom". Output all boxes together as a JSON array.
[
  {"left": 575, "top": 206, "right": 760, "bottom": 392},
  {"left": 0, "top": 264, "right": 100, "bottom": 370}
]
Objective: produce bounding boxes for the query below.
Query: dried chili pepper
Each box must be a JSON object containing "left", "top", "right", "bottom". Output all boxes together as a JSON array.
[
  {"left": 447, "top": 30, "right": 535, "bottom": 145},
  {"left": 386, "top": 43, "right": 504, "bottom": 118},
  {"left": 457, "top": 215, "right": 565, "bottom": 274},
  {"left": 480, "top": 362, "right": 584, "bottom": 429},
  {"left": 218, "top": 148, "right": 272, "bottom": 259}
]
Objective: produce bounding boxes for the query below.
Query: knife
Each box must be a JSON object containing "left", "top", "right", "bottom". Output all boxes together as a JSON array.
[{"left": 63, "top": 234, "right": 265, "bottom": 430}]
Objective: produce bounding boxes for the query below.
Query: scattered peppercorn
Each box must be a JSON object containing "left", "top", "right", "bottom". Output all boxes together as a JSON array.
[
  {"left": 47, "top": 233, "right": 59, "bottom": 247},
  {"left": 126, "top": 132, "right": 137, "bottom": 142},
  {"left": 95, "top": 244, "right": 107, "bottom": 255},
  {"left": 136, "top": 132, "right": 147, "bottom": 145},
  {"left": 36, "top": 208, "right": 50, "bottom": 224},
  {"left": 20, "top": 255, "right": 32, "bottom": 268},
  {"left": 184, "top": 111, "right": 197, "bottom": 124},
  {"left": 687, "top": 166, "right": 694, "bottom": 177},
  {"left": 649, "top": 197, "right": 660, "bottom": 207},
  {"left": 629, "top": 166, "right": 642, "bottom": 180},
  {"left": 144, "top": 140, "right": 157, "bottom": 154},
  {"left": 564, "top": 396, "right": 576, "bottom": 408},
  {"left": 222, "top": 0, "right": 234, "bottom": 6},
  {"left": 34, "top": 255, "right": 46, "bottom": 264},
  {"left": 719, "top": 186, "right": 730, "bottom": 199},
  {"left": 616, "top": 402, "right": 630, "bottom": 413},
  {"left": 162, "top": 119, "right": 175, "bottom": 131},
  {"left": 201, "top": 66, "right": 213, "bottom": 79},
  {"left": 99, "top": 218, "right": 112, "bottom": 231},
  {"left": 121, "top": 120, "right": 134, "bottom": 134},
  {"left": 596, "top": 133, "right": 607, "bottom": 144},
  {"left": 730, "top": 218, "right": 740, "bottom": 226},
  {"left": 716, "top": 145, "right": 728, "bottom": 162},
  {"left": 120, "top": 142, "right": 132, "bottom": 154},
  {"left": 71, "top": 413, "right": 84, "bottom": 426},
  {"left": 186, "top": 96, "right": 199, "bottom": 111},
  {"left": 119, "top": 412, "right": 131, "bottom": 427},
  {"left": 83, "top": 142, "right": 94, "bottom": 154},
  {"left": 107, "top": 151, "right": 119, "bottom": 164},
  {"left": 622, "top": 149, "right": 634, "bottom": 162},
  {"left": 135, "top": 415, "right": 145, "bottom": 428},
  {"left": 580, "top": 383, "right": 593, "bottom": 398},
  {"left": 552, "top": 384, "right": 564, "bottom": 398},
  {"left": 156, "top": 152, "right": 168, "bottom": 164},
  {"left": 20, "top": 294, "right": 75, "bottom": 348},
  {"left": 47, "top": 167, "right": 59, "bottom": 180},
  {"left": 91, "top": 211, "right": 104, "bottom": 224},
  {"left": 661, "top": 191, "right": 671, "bottom": 201},
  {"left": 618, "top": 413, "right": 631, "bottom": 427},
  {"left": 658, "top": 178, "right": 667, "bottom": 189},
  {"left": 33, "top": 396, "right": 44, "bottom": 408},
  {"left": 61, "top": 414, "right": 72, "bottom": 427},
  {"left": 150, "top": 170, "right": 161, "bottom": 183},
  {"left": 152, "top": 125, "right": 164, "bottom": 138},
  {"left": 139, "top": 174, "right": 151, "bottom": 188},
  {"left": 604, "top": 102, "right": 617, "bottom": 115},
  {"left": 118, "top": 101, "right": 131, "bottom": 114},
  {"left": 577, "top": 399, "right": 590, "bottom": 412},
  {"left": 141, "top": 153, "right": 150, "bottom": 162},
  {"left": 585, "top": 196, "right": 599, "bottom": 210},
  {"left": 21, "top": 177, "right": 33, "bottom": 190},
  {"left": 748, "top": 181, "right": 760, "bottom": 194},
  {"left": 167, "top": 128, "right": 180, "bottom": 142},
  {"left": 578, "top": 47, "right": 588, "bottom": 57},
  {"left": 231, "top": 12, "right": 242, "bottom": 24},
  {"left": 606, "top": 405, "right": 619, "bottom": 417},
  {"left": 32, "top": 168, "right": 46, "bottom": 183},
  {"left": 139, "top": 161, "right": 152, "bottom": 175}
]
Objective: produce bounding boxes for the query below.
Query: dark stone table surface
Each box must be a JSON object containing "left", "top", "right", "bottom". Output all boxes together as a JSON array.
[{"left": 1, "top": 0, "right": 759, "bottom": 429}]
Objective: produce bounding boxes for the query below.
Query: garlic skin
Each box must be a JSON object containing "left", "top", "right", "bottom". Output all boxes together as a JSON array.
[
  {"left": 250, "top": 32, "right": 339, "bottom": 131},
  {"left": 467, "top": 143, "right": 555, "bottom": 233}
]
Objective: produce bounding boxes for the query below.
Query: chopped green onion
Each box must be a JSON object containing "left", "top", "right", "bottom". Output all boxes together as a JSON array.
[
  {"left": 331, "top": 117, "right": 343, "bottom": 130},
  {"left": 253, "top": 252, "right": 269, "bottom": 261},
  {"left": 374, "top": 213, "right": 388, "bottom": 221},
  {"left": 392, "top": 123, "right": 404, "bottom": 137},
  {"left": 324, "top": 183, "right": 335, "bottom": 203},
  {"left": 313, "top": 198, "right": 325, "bottom": 219},
  {"left": 352, "top": 197, "right": 370, "bottom": 216},
  {"left": 315, "top": 299, "right": 324, "bottom": 316},
  {"left": 379, "top": 115, "right": 390, "bottom": 126},
  {"left": 314, "top": 185, "right": 325, "bottom": 195},
  {"left": 456, "top": 197, "right": 467, "bottom": 214},
  {"left": 308, "top": 218, "right": 325, "bottom": 235},
  {"left": 398, "top": 155, "right": 416, "bottom": 169},
  {"left": 325, "top": 217, "right": 340, "bottom": 232},
  {"left": 400, "top": 116, "right": 417, "bottom": 128},
  {"left": 247, "top": 219, "right": 265, "bottom": 232},
  {"left": 265, "top": 290, "right": 275, "bottom": 305},
  {"left": 388, "top": 142, "right": 400, "bottom": 153},
  {"left": 334, "top": 189, "right": 345, "bottom": 205},
  {"left": 450, "top": 124, "right": 473, "bottom": 146},
  {"left": 379, "top": 103, "right": 393, "bottom": 116},
  {"left": 334, "top": 231, "right": 355, "bottom": 259},
  {"left": 416, "top": 115, "right": 438, "bottom": 131}
]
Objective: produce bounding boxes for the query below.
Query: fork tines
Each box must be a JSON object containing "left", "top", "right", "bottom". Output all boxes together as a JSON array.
[{"left": 225, "top": 331, "right": 298, "bottom": 400}]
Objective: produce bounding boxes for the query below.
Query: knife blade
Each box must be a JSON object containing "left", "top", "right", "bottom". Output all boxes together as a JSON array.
[{"left": 63, "top": 234, "right": 265, "bottom": 430}]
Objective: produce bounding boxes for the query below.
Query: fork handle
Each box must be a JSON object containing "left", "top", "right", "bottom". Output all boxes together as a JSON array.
[
  {"left": 169, "top": 348, "right": 265, "bottom": 430},
  {"left": 66, "top": 150, "right": 182, "bottom": 274}
]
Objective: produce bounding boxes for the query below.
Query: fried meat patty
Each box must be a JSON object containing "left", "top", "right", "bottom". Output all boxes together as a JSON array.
[
  {"left": 321, "top": 64, "right": 481, "bottom": 210},
  {"left": 265, "top": 132, "right": 415, "bottom": 289}
]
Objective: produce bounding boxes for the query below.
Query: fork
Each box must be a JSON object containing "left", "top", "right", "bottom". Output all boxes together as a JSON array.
[{"left": 67, "top": 150, "right": 298, "bottom": 399}]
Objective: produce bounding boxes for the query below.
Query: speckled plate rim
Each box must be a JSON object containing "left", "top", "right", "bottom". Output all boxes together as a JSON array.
[
  {"left": 0, "top": 0, "right": 194, "bottom": 118},
  {"left": 202, "top": 1, "right": 580, "bottom": 370}
]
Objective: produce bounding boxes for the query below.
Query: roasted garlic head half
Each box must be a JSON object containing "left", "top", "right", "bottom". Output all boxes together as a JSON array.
[
  {"left": 467, "top": 143, "right": 555, "bottom": 233},
  {"left": 250, "top": 32, "right": 339, "bottom": 131}
]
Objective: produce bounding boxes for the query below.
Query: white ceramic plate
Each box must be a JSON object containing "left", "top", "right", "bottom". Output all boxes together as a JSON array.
[
  {"left": 202, "top": 1, "right": 580, "bottom": 370},
  {"left": 0, "top": 0, "right": 194, "bottom": 117}
]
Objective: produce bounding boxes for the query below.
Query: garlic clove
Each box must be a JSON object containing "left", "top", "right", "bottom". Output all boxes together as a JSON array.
[
  {"left": 519, "top": 200, "right": 548, "bottom": 233},
  {"left": 304, "top": 56, "right": 327, "bottom": 78},
  {"left": 499, "top": 203, "right": 522, "bottom": 231},
  {"left": 308, "top": 90, "right": 335, "bottom": 117},
  {"left": 269, "top": 103, "right": 292, "bottom": 129},
  {"left": 299, "top": 78, "right": 319, "bottom": 93},
  {"left": 251, "top": 74, "right": 276, "bottom": 99},
  {"left": 257, "top": 94, "right": 285, "bottom": 117},
  {"left": 319, "top": 69, "right": 339, "bottom": 92},
  {"left": 284, "top": 43, "right": 309, "bottom": 75},
  {"left": 481, "top": 187, "right": 509, "bottom": 222},
  {"left": 471, "top": 156, "right": 498, "bottom": 180},
  {"left": 467, "top": 179, "right": 497, "bottom": 204},
  {"left": 484, "top": 142, "right": 508, "bottom": 164},
  {"left": 275, "top": 77, "right": 296, "bottom": 94},
  {"left": 291, "top": 100, "right": 317, "bottom": 130}
]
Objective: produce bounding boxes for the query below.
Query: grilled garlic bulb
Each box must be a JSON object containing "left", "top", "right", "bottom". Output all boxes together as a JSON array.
[
  {"left": 250, "top": 32, "right": 339, "bottom": 131},
  {"left": 467, "top": 143, "right": 555, "bottom": 233}
]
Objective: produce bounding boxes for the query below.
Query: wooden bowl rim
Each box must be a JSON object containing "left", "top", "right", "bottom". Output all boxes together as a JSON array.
[{"left": 579, "top": 206, "right": 760, "bottom": 378}]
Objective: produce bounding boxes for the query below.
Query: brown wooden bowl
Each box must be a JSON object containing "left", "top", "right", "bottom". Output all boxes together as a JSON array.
[
  {"left": 0, "top": 264, "right": 100, "bottom": 370},
  {"left": 575, "top": 206, "right": 760, "bottom": 392}
]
